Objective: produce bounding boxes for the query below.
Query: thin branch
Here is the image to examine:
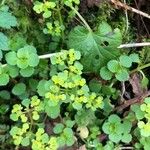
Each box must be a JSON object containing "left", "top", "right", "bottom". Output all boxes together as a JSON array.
[
  {"left": 110, "top": 0, "right": 150, "bottom": 19},
  {"left": 118, "top": 42, "right": 150, "bottom": 48},
  {"left": 115, "top": 90, "right": 150, "bottom": 112}
]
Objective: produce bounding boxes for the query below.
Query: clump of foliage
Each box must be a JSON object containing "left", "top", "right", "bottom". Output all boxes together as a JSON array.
[{"left": 0, "top": 0, "right": 150, "bottom": 150}]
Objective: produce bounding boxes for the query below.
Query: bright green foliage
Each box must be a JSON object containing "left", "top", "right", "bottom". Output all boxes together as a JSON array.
[
  {"left": 10, "top": 96, "right": 45, "bottom": 147},
  {"left": 68, "top": 22, "right": 122, "bottom": 72},
  {"left": 0, "top": 6, "right": 17, "bottom": 29},
  {"left": 10, "top": 124, "right": 30, "bottom": 146},
  {"left": 33, "top": 0, "right": 80, "bottom": 36},
  {"left": 102, "top": 115, "right": 132, "bottom": 143},
  {"left": 53, "top": 120, "right": 75, "bottom": 147},
  {"left": 6, "top": 45, "right": 39, "bottom": 77},
  {"left": 100, "top": 53, "right": 140, "bottom": 81},
  {"left": 33, "top": 1, "right": 56, "bottom": 18},
  {"left": 10, "top": 96, "right": 44, "bottom": 123},
  {"left": 32, "top": 128, "right": 58, "bottom": 150},
  {"left": 1, "top": 2, "right": 149, "bottom": 150},
  {"left": 137, "top": 97, "right": 150, "bottom": 137},
  {"left": 44, "top": 49, "right": 104, "bottom": 111}
]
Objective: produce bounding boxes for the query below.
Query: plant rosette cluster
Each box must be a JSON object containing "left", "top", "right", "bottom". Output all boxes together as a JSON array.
[
  {"left": 5, "top": 45, "right": 39, "bottom": 77},
  {"left": 10, "top": 96, "right": 44, "bottom": 146},
  {"left": 53, "top": 120, "right": 75, "bottom": 147},
  {"left": 33, "top": 0, "right": 80, "bottom": 36},
  {"left": 102, "top": 114, "right": 132, "bottom": 143},
  {"left": 32, "top": 128, "right": 58, "bottom": 150},
  {"left": 43, "top": 49, "right": 104, "bottom": 111},
  {"left": 100, "top": 53, "right": 140, "bottom": 81}
]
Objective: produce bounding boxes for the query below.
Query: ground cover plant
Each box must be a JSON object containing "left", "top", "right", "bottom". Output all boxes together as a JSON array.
[{"left": 0, "top": 0, "right": 150, "bottom": 149}]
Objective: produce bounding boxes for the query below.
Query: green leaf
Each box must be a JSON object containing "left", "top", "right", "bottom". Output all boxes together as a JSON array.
[
  {"left": 66, "top": 120, "right": 75, "bottom": 128},
  {"left": 109, "top": 133, "right": 121, "bottom": 143},
  {"left": 21, "top": 98, "right": 30, "bottom": 107},
  {"left": 10, "top": 127, "right": 19, "bottom": 136},
  {"left": 45, "top": 104, "right": 60, "bottom": 119},
  {"left": 17, "top": 58, "right": 29, "bottom": 69},
  {"left": 0, "top": 90, "right": 10, "bottom": 100},
  {"left": 0, "top": 10, "right": 17, "bottom": 29},
  {"left": 12, "top": 83, "right": 26, "bottom": 95},
  {"left": 0, "top": 50, "right": 2, "bottom": 60},
  {"left": 68, "top": 22, "right": 122, "bottom": 72},
  {"left": 107, "top": 60, "right": 120, "bottom": 73},
  {"left": 129, "top": 53, "right": 140, "bottom": 63},
  {"left": 6, "top": 65, "right": 19, "bottom": 78},
  {"left": 53, "top": 123, "right": 64, "bottom": 134},
  {"left": 20, "top": 67, "right": 34, "bottom": 77},
  {"left": 89, "top": 79, "right": 102, "bottom": 93},
  {"left": 108, "top": 114, "right": 121, "bottom": 123},
  {"left": 121, "top": 133, "right": 132, "bottom": 143},
  {"left": 28, "top": 53, "right": 39, "bottom": 67},
  {"left": 41, "top": 133, "right": 49, "bottom": 143},
  {"left": 21, "top": 137, "right": 30, "bottom": 146},
  {"left": 141, "top": 77, "right": 149, "bottom": 88},
  {"left": 0, "top": 73, "right": 9, "bottom": 86},
  {"left": 37, "top": 80, "right": 48, "bottom": 96},
  {"left": 115, "top": 69, "right": 129, "bottom": 81},
  {"left": 122, "top": 120, "right": 132, "bottom": 133},
  {"left": 5, "top": 51, "right": 17, "bottom": 65},
  {"left": 72, "top": 102, "right": 82, "bottom": 110},
  {"left": 119, "top": 55, "right": 132, "bottom": 68},
  {"left": 0, "top": 104, "right": 9, "bottom": 114},
  {"left": 0, "top": 32, "right": 9, "bottom": 51},
  {"left": 131, "top": 104, "right": 144, "bottom": 120},
  {"left": 10, "top": 113, "right": 18, "bottom": 121},
  {"left": 100, "top": 66, "right": 113, "bottom": 80}
]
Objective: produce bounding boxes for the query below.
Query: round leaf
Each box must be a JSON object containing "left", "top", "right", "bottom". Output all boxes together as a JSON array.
[{"left": 12, "top": 83, "right": 26, "bottom": 95}]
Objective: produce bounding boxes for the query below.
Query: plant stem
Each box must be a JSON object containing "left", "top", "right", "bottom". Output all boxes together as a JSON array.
[
  {"left": 57, "top": 0, "right": 65, "bottom": 44},
  {"left": 70, "top": 6, "right": 92, "bottom": 32},
  {"left": 1, "top": 0, "right": 6, "bottom": 5},
  {"left": 131, "top": 62, "right": 150, "bottom": 74}
]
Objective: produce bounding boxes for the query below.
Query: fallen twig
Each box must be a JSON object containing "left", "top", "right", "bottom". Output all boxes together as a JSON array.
[
  {"left": 115, "top": 90, "right": 150, "bottom": 112},
  {"left": 110, "top": 0, "right": 150, "bottom": 19},
  {"left": 118, "top": 42, "right": 150, "bottom": 48}
]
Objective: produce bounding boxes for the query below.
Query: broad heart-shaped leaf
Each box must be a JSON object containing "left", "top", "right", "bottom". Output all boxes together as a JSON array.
[
  {"left": 68, "top": 22, "right": 122, "bottom": 72},
  {"left": 0, "top": 11, "right": 17, "bottom": 29}
]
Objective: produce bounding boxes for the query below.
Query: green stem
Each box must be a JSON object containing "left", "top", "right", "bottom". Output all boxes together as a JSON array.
[
  {"left": 57, "top": 0, "right": 65, "bottom": 43},
  {"left": 28, "top": 111, "right": 34, "bottom": 131},
  {"left": 70, "top": 6, "right": 92, "bottom": 32},
  {"left": 131, "top": 62, "right": 150, "bottom": 74},
  {"left": 1, "top": 0, "right": 5, "bottom": 5}
]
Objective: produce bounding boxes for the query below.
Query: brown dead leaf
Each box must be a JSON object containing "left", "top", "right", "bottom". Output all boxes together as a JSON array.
[
  {"left": 87, "top": 0, "right": 102, "bottom": 7},
  {"left": 77, "top": 145, "right": 87, "bottom": 150},
  {"left": 129, "top": 73, "right": 145, "bottom": 96}
]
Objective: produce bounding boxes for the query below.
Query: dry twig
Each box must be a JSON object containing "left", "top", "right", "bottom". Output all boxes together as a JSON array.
[{"left": 110, "top": 0, "right": 150, "bottom": 19}]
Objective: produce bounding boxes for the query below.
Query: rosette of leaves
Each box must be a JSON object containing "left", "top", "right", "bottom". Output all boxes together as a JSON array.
[
  {"left": 5, "top": 45, "right": 39, "bottom": 77},
  {"left": 68, "top": 22, "right": 122, "bottom": 72},
  {"left": 32, "top": 128, "right": 58, "bottom": 150},
  {"left": 100, "top": 53, "right": 140, "bottom": 81},
  {"left": 33, "top": 0, "right": 80, "bottom": 36},
  {"left": 40, "top": 49, "right": 103, "bottom": 115},
  {"left": 10, "top": 96, "right": 44, "bottom": 147},
  {"left": 53, "top": 120, "right": 75, "bottom": 147},
  {"left": 102, "top": 115, "right": 132, "bottom": 143}
]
